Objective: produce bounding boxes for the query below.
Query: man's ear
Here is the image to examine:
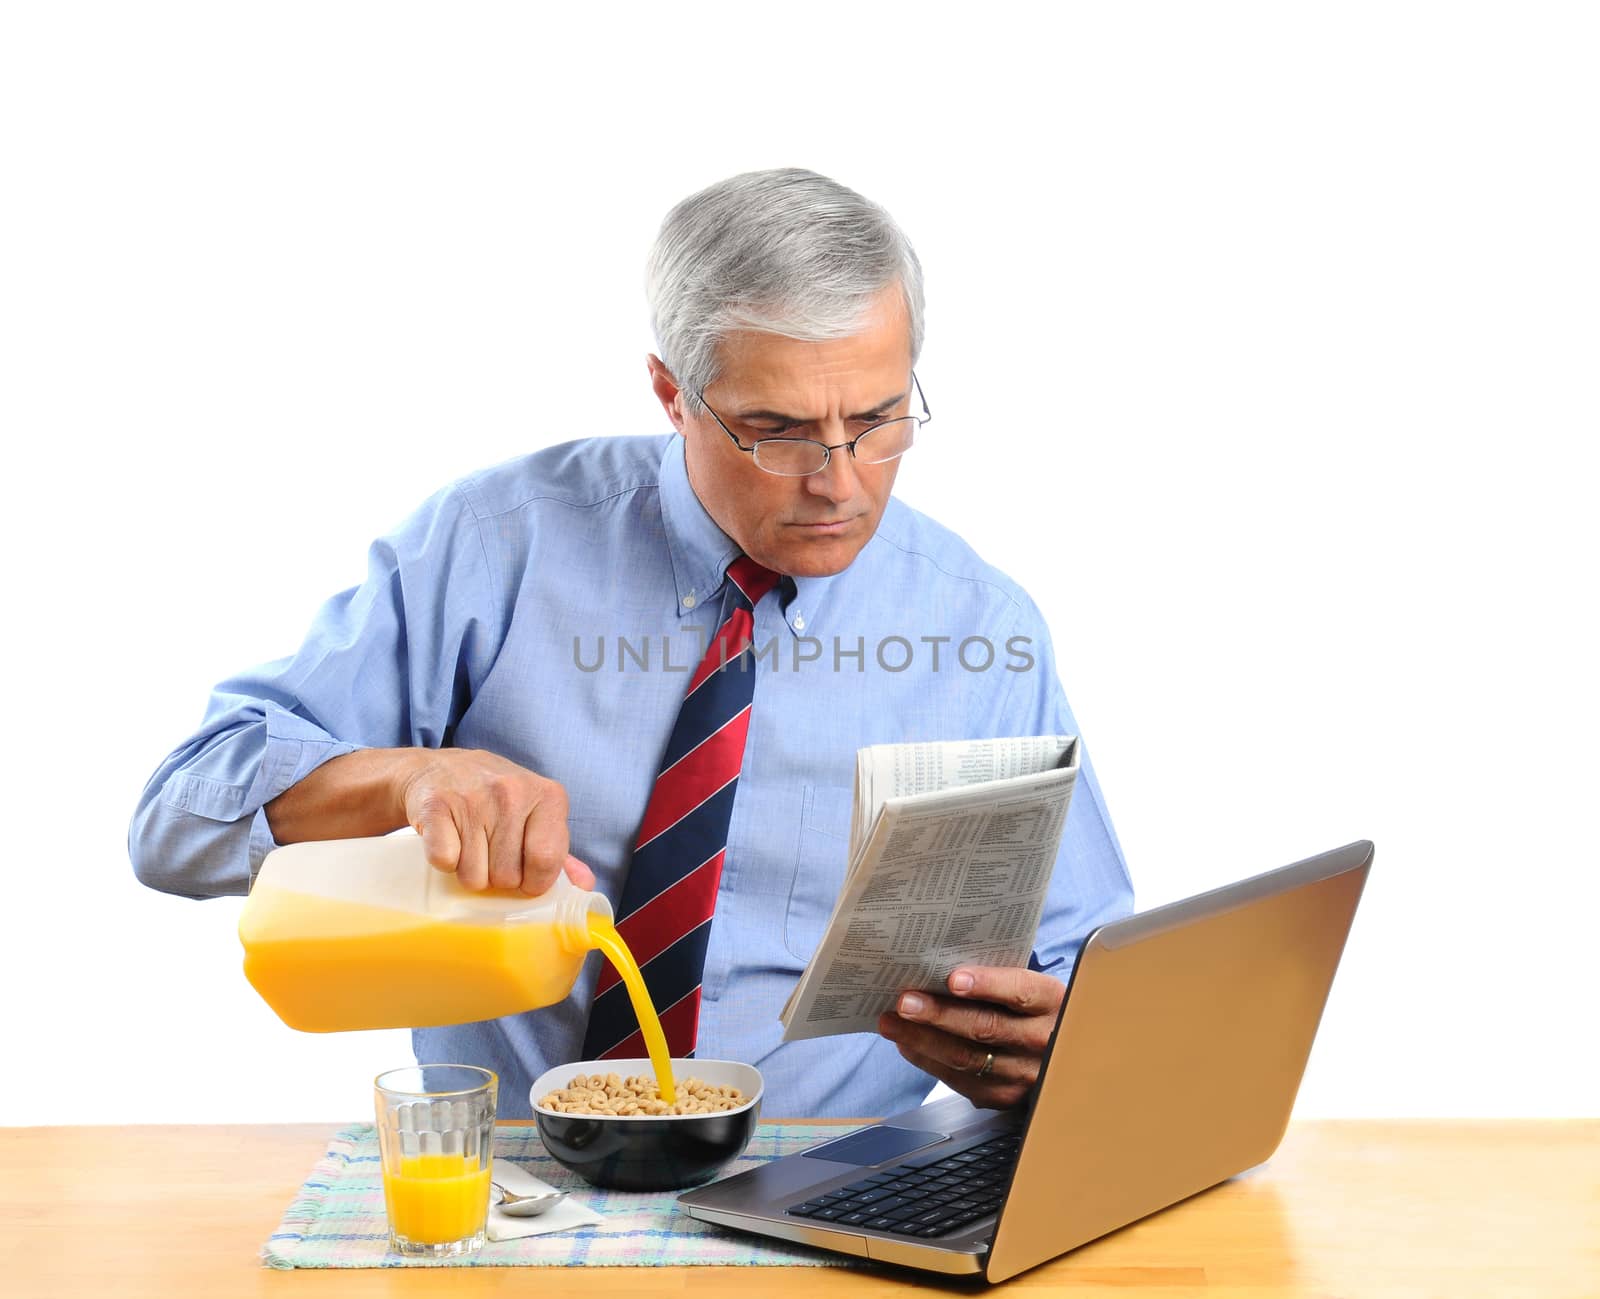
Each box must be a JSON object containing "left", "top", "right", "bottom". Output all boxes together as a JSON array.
[{"left": 646, "top": 355, "right": 687, "bottom": 435}]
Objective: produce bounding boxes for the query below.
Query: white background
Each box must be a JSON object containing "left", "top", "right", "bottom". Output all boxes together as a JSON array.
[{"left": 2, "top": 2, "right": 1595, "bottom": 1125}]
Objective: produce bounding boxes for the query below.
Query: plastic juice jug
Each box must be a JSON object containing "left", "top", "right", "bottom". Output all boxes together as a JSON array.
[{"left": 238, "top": 832, "right": 614, "bottom": 1034}]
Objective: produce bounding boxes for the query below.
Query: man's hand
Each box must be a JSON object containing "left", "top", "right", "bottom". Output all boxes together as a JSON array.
[
  {"left": 397, "top": 748, "right": 596, "bottom": 896},
  {"left": 876, "top": 966, "right": 1066, "bottom": 1109}
]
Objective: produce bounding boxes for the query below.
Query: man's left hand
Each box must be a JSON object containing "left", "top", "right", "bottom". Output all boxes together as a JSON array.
[{"left": 876, "top": 966, "right": 1066, "bottom": 1109}]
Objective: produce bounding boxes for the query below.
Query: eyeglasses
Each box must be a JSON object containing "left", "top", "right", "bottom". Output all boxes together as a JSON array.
[{"left": 695, "top": 372, "right": 932, "bottom": 477}]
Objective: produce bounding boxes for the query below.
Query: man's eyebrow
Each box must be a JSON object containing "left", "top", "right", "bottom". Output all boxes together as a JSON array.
[{"left": 734, "top": 391, "right": 909, "bottom": 423}]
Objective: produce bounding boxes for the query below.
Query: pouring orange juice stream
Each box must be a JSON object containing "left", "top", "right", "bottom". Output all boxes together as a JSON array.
[{"left": 582, "top": 916, "right": 675, "bottom": 1103}]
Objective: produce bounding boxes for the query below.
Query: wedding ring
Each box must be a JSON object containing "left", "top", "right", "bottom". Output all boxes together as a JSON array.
[{"left": 975, "top": 1051, "right": 996, "bottom": 1079}]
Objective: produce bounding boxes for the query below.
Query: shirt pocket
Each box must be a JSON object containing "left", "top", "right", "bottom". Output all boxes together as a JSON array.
[{"left": 783, "top": 783, "right": 857, "bottom": 963}]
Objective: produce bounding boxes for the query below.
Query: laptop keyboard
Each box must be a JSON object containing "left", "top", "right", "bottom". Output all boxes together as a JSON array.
[{"left": 784, "top": 1132, "right": 1020, "bottom": 1239}]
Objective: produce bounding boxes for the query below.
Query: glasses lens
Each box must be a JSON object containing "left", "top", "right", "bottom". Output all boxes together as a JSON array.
[
  {"left": 751, "top": 439, "right": 829, "bottom": 476},
  {"left": 853, "top": 418, "right": 916, "bottom": 465}
]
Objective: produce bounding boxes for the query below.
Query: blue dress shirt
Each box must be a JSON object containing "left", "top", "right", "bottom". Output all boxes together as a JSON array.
[{"left": 130, "top": 433, "right": 1133, "bottom": 1118}]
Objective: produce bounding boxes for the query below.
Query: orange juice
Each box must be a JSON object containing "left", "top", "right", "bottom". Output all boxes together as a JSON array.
[
  {"left": 240, "top": 886, "right": 592, "bottom": 1032},
  {"left": 241, "top": 890, "right": 677, "bottom": 1103},
  {"left": 586, "top": 914, "right": 676, "bottom": 1104},
  {"left": 381, "top": 1152, "right": 491, "bottom": 1245},
  {"left": 239, "top": 835, "right": 679, "bottom": 1102}
]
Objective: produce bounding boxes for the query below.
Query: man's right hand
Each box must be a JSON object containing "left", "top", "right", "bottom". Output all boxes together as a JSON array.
[
  {"left": 263, "top": 746, "right": 596, "bottom": 897},
  {"left": 396, "top": 748, "right": 595, "bottom": 897}
]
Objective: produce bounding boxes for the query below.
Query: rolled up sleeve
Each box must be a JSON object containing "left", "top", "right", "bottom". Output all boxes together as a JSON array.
[{"left": 128, "top": 483, "right": 500, "bottom": 899}]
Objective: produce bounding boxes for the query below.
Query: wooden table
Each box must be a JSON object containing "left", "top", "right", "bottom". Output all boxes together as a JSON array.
[{"left": 3, "top": 1120, "right": 1595, "bottom": 1296}]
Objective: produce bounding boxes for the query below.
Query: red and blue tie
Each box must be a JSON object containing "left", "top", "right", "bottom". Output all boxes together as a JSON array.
[{"left": 581, "top": 555, "right": 782, "bottom": 1060}]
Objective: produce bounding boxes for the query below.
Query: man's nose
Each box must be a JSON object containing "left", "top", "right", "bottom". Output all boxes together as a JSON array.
[{"left": 804, "top": 443, "right": 861, "bottom": 501}]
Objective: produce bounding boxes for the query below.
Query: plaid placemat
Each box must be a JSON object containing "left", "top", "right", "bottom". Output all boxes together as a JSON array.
[{"left": 263, "top": 1121, "right": 866, "bottom": 1269}]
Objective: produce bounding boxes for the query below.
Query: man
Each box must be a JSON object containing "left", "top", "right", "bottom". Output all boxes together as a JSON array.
[{"left": 130, "top": 168, "right": 1133, "bottom": 1119}]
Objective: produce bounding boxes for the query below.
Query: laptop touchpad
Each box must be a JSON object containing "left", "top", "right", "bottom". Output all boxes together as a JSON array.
[{"left": 802, "top": 1125, "right": 949, "bottom": 1166}]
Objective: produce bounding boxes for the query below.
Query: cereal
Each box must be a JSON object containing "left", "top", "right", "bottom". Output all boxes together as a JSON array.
[{"left": 537, "top": 1072, "right": 748, "bottom": 1116}]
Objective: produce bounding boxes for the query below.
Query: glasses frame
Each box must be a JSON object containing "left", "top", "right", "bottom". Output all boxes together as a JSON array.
[{"left": 695, "top": 371, "right": 932, "bottom": 477}]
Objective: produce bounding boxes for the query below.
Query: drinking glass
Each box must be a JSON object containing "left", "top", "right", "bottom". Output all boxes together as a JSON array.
[{"left": 374, "top": 1064, "right": 498, "bottom": 1258}]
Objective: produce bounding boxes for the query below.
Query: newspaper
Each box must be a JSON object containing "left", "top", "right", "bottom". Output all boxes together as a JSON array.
[{"left": 779, "top": 734, "right": 1079, "bottom": 1041}]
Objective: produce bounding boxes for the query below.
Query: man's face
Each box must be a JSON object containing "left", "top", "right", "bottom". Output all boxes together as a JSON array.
[{"left": 651, "top": 285, "right": 914, "bottom": 579}]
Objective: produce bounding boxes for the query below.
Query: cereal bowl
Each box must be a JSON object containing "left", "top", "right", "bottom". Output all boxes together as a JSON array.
[{"left": 529, "top": 1058, "right": 763, "bottom": 1191}]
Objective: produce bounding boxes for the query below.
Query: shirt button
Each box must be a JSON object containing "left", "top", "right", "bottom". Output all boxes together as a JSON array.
[
  {"left": 793, "top": 613, "right": 806, "bottom": 631},
  {"left": 682, "top": 593, "right": 696, "bottom": 609}
]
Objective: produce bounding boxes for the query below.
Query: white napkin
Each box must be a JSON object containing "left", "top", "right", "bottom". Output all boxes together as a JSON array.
[{"left": 486, "top": 1157, "right": 602, "bottom": 1241}]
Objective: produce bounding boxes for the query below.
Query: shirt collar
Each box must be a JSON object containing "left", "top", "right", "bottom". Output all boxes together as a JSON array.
[{"left": 657, "top": 434, "right": 842, "bottom": 637}]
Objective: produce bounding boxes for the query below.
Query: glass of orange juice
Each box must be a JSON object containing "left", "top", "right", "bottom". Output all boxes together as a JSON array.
[{"left": 374, "top": 1064, "right": 498, "bottom": 1258}]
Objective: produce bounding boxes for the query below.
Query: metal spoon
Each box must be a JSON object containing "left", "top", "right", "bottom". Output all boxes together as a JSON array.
[{"left": 491, "top": 1182, "right": 568, "bottom": 1217}]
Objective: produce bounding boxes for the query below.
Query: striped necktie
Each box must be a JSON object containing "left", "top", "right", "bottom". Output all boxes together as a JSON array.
[{"left": 581, "top": 555, "right": 782, "bottom": 1060}]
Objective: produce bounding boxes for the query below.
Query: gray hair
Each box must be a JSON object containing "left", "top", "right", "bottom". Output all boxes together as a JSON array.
[{"left": 646, "top": 168, "right": 924, "bottom": 412}]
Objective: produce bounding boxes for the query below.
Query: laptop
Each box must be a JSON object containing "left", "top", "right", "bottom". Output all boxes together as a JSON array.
[{"left": 679, "top": 839, "right": 1373, "bottom": 1282}]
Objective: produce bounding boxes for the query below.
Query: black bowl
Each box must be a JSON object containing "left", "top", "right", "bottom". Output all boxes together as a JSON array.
[{"left": 528, "top": 1058, "right": 763, "bottom": 1191}]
